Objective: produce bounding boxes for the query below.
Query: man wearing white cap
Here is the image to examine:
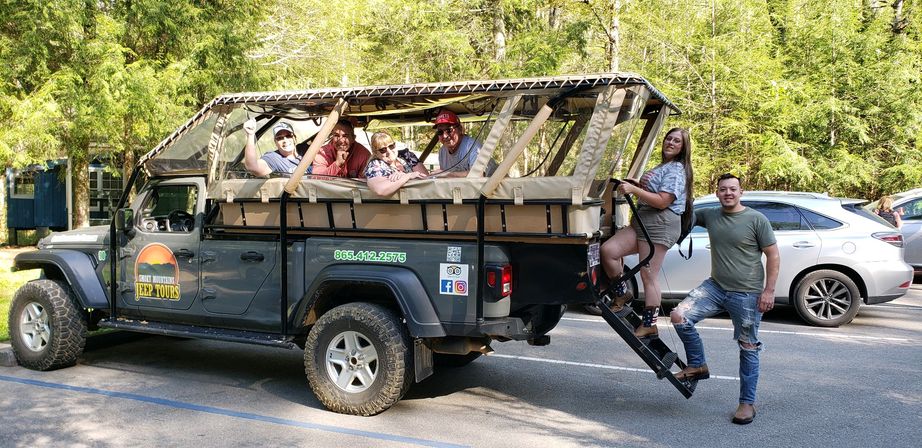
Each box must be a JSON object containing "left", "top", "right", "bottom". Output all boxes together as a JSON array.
[
  {"left": 432, "top": 109, "right": 497, "bottom": 178},
  {"left": 243, "top": 119, "right": 303, "bottom": 176}
]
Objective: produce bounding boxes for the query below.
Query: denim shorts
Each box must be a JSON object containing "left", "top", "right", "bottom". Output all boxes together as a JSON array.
[{"left": 631, "top": 205, "right": 681, "bottom": 247}]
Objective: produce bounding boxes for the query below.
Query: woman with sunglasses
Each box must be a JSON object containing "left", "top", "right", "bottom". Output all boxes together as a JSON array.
[{"left": 365, "top": 131, "right": 429, "bottom": 196}]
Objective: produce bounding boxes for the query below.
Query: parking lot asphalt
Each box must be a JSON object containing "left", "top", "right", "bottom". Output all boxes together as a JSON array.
[{"left": 1, "top": 283, "right": 920, "bottom": 447}]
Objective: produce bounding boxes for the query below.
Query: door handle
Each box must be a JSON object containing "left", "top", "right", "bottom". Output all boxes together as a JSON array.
[
  {"left": 241, "top": 251, "right": 265, "bottom": 262},
  {"left": 200, "top": 250, "right": 216, "bottom": 263},
  {"left": 175, "top": 249, "right": 194, "bottom": 258},
  {"left": 792, "top": 241, "right": 816, "bottom": 248},
  {"left": 202, "top": 287, "right": 216, "bottom": 300}
]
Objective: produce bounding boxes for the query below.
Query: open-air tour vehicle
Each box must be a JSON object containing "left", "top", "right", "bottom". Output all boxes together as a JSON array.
[{"left": 11, "top": 73, "right": 700, "bottom": 416}]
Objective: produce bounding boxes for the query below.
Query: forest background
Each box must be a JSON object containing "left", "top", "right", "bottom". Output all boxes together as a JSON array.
[{"left": 1, "top": 0, "right": 920, "bottom": 228}]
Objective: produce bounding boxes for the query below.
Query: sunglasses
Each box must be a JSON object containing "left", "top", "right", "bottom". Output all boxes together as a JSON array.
[
  {"left": 436, "top": 126, "right": 457, "bottom": 137},
  {"left": 376, "top": 143, "right": 397, "bottom": 154},
  {"left": 275, "top": 133, "right": 293, "bottom": 141}
]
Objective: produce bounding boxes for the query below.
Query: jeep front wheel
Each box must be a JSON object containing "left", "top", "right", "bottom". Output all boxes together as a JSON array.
[
  {"left": 304, "top": 303, "right": 413, "bottom": 416},
  {"left": 9, "top": 279, "right": 87, "bottom": 370}
]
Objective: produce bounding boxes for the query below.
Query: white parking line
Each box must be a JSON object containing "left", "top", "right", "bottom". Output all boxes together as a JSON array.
[
  {"left": 560, "top": 317, "right": 914, "bottom": 343},
  {"left": 487, "top": 353, "right": 740, "bottom": 381}
]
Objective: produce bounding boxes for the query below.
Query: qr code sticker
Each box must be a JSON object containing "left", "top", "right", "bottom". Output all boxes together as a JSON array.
[{"left": 446, "top": 246, "right": 462, "bottom": 263}]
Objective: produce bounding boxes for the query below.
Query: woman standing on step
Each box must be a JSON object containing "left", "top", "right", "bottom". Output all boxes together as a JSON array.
[{"left": 599, "top": 127, "right": 694, "bottom": 338}]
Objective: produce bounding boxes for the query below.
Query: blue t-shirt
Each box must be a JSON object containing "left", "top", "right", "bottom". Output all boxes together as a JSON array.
[
  {"left": 638, "top": 161, "right": 687, "bottom": 214},
  {"left": 260, "top": 151, "right": 302, "bottom": 175},
  {"left": 438, "top": 136, "right": 497, "bottom": 176}
]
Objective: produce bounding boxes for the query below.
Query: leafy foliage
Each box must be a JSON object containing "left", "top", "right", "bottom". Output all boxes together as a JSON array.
[{"left": 2, "top": 0, "right": 921, "bottom": 228}]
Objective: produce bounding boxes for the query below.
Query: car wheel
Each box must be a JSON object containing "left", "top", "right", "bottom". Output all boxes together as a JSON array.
[
  {"left": 304, "top": 303, "right": 413, "bottom": 416},
  {"left": 585, "top": 276, "right": 639, "bottom": 315},
  {"left": 793, "top": 270, "right": 861, "bottom": 327},
  {"left": 433, "top": 352, "right": 482, "bottom": 368},
  {"left": 9, "top": 280, "right": 87, "bottom": 371}
]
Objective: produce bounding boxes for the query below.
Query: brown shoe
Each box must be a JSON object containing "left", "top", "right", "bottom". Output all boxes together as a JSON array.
[
  {"left": 610, "top": 292, "right": 633, "bottom": 311},
  {"left": 732, "top": 403, "right": 756, "bottom": 425},
  {"left": 674, "top": 364, "right": 710, "bottom": 381},
  {"left": 634, "top": 324, "right": 658, "bottom": 338}
]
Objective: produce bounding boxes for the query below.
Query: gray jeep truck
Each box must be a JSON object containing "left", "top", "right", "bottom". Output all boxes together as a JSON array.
[{"left": 8, "top": 74, "right": 694, "bottom": 415}]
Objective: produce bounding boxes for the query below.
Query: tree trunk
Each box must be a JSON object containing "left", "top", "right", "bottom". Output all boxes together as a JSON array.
[
  {"left": 492, "top": 3, "right": 506, "bottom": 62},
  {"left": 548, "top": 5, "right": 559, "bottom": 29},
  {"left": 892, "top": 0, "right": 905, "bottom": 33},
  {"left": 0, "top": 173, "right": 7, "bottom": 244},
  {"left": 72, "top": 155, "right": 90, "bottom": 229},
  {"left": 608, "top": 0, "right": 621, "bottom": 72}
]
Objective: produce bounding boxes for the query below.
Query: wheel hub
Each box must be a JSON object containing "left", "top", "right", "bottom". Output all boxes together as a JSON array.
[
  {"left": 20, "top": 301, "right": 51, "bottom": 352},
  {"left": 325, "top": 330, "right": 379, "bottom": 392},
  {"left": 347, "top": 350, "right": 365, "bottom": 370}
]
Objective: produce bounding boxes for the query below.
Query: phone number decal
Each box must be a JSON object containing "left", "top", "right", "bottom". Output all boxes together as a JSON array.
[{"left": 333, "top": 250, "right": 407, "bottom": 263}]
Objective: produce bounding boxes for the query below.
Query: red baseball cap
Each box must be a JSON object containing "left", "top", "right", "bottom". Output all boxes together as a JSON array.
[{"left": 433, "top": 110, "right": 460, "bottom": 128}]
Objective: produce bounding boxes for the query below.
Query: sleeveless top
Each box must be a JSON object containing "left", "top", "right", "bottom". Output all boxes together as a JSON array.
[{"left": 877, "top": 209, "right": 898, "bottom": 226}]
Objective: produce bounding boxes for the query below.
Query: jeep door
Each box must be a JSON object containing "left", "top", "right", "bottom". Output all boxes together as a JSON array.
[{"left": 120, "top": 179, "right": 205, "bottom": 313}]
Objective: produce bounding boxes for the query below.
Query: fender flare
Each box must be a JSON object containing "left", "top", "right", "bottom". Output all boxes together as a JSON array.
[
  {"left": 298, "top": 264, "right": 446, "bottom": 338},
  {"left": 13, "top": 249, "right": 108, "bottom": 309}
]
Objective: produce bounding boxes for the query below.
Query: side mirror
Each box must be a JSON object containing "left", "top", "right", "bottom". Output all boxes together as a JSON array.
[{"left": 115, "top": 208, "right": 134, "bottom": 233}]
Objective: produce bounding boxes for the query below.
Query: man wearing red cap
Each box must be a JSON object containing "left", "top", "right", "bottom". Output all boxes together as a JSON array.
[
  {"left": 311, "top": 119, "right": 371, "bottom": 178},
  {"left": 432, "top": 110, "right": 497, "bottom": 177}
]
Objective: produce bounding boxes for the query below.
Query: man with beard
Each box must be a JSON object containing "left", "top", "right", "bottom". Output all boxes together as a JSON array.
[{"left": 310, "top": 119, "right": 371, "bottom": 178}]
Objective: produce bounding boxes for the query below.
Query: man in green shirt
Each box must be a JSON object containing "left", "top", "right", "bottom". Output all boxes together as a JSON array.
[{"left": 670, "top": 173, "right": 780, "bottom": 425}]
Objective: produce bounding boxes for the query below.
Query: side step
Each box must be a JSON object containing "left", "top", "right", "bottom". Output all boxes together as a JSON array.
[
  {"left": 98, "top": 318, "right": 299, "bottom": 349},
  {"left": 597, "top": 300, "right": 698, "bottom": 398}
]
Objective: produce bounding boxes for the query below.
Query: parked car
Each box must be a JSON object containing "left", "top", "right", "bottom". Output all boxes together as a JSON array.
[
  {"left": 865, "top": 188, "right": 922, "bottom": 274},
  {"left": 600, "top": 191, "right": 913, "bottom": 327}
]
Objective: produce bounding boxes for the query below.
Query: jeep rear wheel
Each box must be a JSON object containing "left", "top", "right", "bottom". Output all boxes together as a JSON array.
[
  {"left": 304, "top": 303, "right": 413, "bottom": 416},
  {"left": 9, "top": 280, "right": 87, "bottom": 370}
]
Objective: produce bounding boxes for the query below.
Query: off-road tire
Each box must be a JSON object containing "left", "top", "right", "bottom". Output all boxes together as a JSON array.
[
  {"left": 304, "top": 303, "right": 413, "bottom": 416},
  {"left": 9, "top": 279, "right": 87, "bottom": 370},
  {"left": 433, "top": 352, "right": 482, "bottom": 368},
  {"left": 793, "top": 270, "right": 861, "bottom": 327}
]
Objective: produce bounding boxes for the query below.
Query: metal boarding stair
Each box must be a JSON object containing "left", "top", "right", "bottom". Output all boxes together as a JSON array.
[
  {"left": 595, "top": 296, "right": 698, "bottom": 398},
  {"left": 597, "top": 178, "right": 698, "bottom": 398}
]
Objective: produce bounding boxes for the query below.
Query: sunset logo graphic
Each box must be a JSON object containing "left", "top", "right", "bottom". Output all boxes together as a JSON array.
[{"left": 134, "top": 243, "right": 181, "bottom": 301}]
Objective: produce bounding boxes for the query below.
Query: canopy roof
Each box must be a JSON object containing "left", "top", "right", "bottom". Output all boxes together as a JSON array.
[{"left": 138, "top": 73, "right": 677, "bottom": 175}]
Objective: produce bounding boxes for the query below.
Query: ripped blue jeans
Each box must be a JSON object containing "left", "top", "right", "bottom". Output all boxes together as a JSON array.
[{"left": 672, "top": 278, "right": 763, "bottom": 404}]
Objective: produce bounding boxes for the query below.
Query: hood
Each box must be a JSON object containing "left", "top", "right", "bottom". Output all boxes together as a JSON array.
[{"left": 39, "top": 226, "right": 110, "bottom": 249}]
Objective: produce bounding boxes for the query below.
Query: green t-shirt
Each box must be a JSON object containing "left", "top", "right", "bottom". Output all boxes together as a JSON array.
[{"left": 697, "top": 206, "right": 777, "bottom": 293}]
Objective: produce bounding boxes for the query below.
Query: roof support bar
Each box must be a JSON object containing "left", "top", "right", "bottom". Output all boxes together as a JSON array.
[
  {"left": 626, "top": 105, "right": 670, "bottom": 180},
  {"left": 469, "top": 95, "right": 522, "bottom": 177},
  {"left": 573, "top": 86, "right": 627, "bottom": 193},
  {"left": 480, "top": 103, "right": 553, "bottom": 197},
  {"left": 206, "top": 105, "right": 233, "bottom": 184},
  {"left": 285, "top": 98, "right": 347, "bottom": 194},
  {"left": 545, "top": 114, "right": 589, "bottom": 176}
]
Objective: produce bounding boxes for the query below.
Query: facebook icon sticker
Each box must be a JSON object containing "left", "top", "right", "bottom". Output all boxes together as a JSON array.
[{"left": 440, "top": 279, "right": 454, "bottom": 294}]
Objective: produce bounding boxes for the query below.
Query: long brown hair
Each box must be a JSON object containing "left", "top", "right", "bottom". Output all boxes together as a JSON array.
[{"left": 663, "top": 127, "right": 695, "bottom": 239}]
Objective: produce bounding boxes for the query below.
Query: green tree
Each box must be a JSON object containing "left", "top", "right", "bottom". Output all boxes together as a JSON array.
[{"left": 0, "top": 0, "right": 268, "bottom": 227}]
